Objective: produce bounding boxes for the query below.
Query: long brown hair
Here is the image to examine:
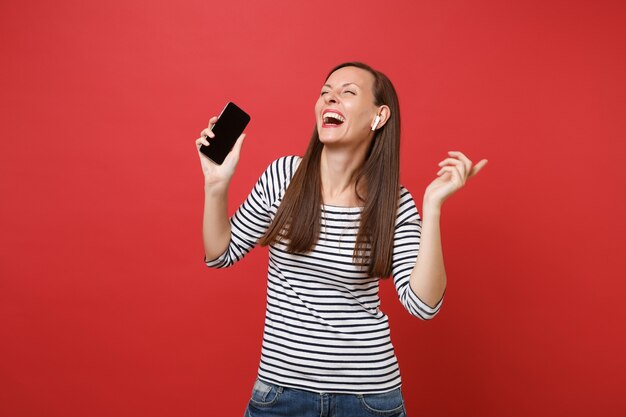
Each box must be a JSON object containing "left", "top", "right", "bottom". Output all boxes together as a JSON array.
[{"left": 260, "top": 62, "right": 401, "bottom": 277}]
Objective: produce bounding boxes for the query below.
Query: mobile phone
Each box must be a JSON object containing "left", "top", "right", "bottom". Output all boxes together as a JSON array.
[{"left": 199, "top": 102, "right": 251, "bottom": 165}]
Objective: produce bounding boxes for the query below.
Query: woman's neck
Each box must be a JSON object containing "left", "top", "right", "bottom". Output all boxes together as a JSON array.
[{"left": 320, "top": 146, "right": 368, "bottom": 207}]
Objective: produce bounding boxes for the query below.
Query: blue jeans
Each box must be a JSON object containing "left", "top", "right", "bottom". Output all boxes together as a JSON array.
[{"left": 244, "top": 379, "right": 407, "bottom": 417}]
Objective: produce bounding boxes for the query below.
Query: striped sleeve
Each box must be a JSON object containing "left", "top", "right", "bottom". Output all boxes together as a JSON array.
[
  {"left": 204, "top": 156, "right": 299, "bottom": 268},
  {"left": 391, "top": 187, "right": 444, "bottom": 320}
]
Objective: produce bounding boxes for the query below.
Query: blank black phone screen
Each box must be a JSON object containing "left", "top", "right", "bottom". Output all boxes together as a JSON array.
[{"left": 200, "top": 102, "right": 250, "bottom": 165}]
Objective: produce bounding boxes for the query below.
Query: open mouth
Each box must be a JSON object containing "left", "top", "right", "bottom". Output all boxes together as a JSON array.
[{"left": 322, "top": 110, "right": 345, "bottom": 127}]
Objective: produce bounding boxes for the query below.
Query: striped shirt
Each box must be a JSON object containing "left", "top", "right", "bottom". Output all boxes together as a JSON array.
[{"left": 205, "top": 155, "right": 443, "bottom": 394}]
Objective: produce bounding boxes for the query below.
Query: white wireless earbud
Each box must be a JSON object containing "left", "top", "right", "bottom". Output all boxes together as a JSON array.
[{"left": 371, "top": 115, "right": 381, "bottom": 131}]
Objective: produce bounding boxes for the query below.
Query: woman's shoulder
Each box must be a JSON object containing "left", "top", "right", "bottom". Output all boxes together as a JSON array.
[
  {"left": 261, "top": 155, "right": 302, "bottom": 181},
  {"left": 398, "top": 184, "right": 416, "bottom": 203},
  {"left": 257, "top": 155, "right": 302, "bottom": 202},
  {"left": 396, "top": 184, "right": 421, "bottom": 224},
  {"left": 265, "top": 155, "right": 302, "bottom": 173}
]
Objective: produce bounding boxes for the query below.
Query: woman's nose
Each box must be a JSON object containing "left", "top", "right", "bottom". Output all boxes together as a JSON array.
[{"left": 324, "top": 91, "right": 338, "bottom": 103}]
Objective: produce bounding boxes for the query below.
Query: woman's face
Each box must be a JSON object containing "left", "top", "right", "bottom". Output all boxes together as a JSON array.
[{"left": 315, "top": 66, "right": 379, "bottom": 147}]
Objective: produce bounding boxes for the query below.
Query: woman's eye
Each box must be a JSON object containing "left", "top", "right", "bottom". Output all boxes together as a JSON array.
[
  {"left": 320, "top": 91, "right": 328, "bottom": 96},
  {"left": 343, "top": 90, "right": 356, "bottom": 95}
]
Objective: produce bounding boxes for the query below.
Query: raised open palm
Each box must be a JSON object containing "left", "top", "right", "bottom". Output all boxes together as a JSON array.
[{"left": 424, "top": 151, "right": 488, "bottom": 207}]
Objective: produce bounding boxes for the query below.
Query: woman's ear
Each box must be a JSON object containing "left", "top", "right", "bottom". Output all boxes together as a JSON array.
[{"left": 371, "top": 105, "right": 391, "bottom": 131}]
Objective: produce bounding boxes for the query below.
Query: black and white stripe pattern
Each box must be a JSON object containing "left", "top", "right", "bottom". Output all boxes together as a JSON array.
[{"left": 205, "top": 156, "right": 443, "bottom": 394}]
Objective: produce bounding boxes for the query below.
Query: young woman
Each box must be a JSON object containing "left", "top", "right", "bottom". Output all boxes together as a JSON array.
[{"left": 196, "top": 62, "right": 487, "bottom": 417}]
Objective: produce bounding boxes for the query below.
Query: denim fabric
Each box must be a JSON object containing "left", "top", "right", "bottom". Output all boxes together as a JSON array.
[{"left": 244, "top": 379, "right": 407, "bottom": 417}]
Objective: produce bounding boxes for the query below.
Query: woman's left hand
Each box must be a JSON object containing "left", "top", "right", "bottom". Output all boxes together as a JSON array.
[{"left": 424, "top": 151, "right": 488, "bottom": 210}]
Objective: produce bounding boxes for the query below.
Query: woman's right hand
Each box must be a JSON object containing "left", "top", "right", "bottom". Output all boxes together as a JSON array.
[{"left": 195, "top": 116, "right": 246, "bottom": 187}]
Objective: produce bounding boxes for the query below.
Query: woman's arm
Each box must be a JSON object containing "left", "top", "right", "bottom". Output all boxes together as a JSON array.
[
  {"left": 202, "top": 182, "right": 231, "bottom": 261},
  {"left": 409, "top": 150, "right": 488, "bottom": 308},
  {"left": 391, "top": 189, "right": 442, "bottom": 320},
  {"left": 196, "top": 116, "right": 245, "bottom": 261},
  {"left": 408, "top": 202, "right": 446, "bottom": 308},
  {"left": 202, "top": 156, "right": 298, "bottom": 268}
]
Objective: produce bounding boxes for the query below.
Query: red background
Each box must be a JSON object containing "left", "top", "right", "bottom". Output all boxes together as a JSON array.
[{"left": 1, "top": 0, "right": 625, "bottom": 416}]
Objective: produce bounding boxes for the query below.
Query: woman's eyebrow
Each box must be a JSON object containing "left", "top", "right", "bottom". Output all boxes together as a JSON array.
[{"left": 323, "top": 82, "right": 361, "bottom": 88}]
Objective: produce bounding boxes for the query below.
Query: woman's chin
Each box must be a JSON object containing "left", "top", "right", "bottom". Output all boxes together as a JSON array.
[
  {"left": 318, "top": 127, "right": 351, "bottom": 142},
  {"left": 318, "top": 132, "right": 371, "bottom": 151},
  {"left": 319, "top": 134, "right": 338, "bottom": 143}
]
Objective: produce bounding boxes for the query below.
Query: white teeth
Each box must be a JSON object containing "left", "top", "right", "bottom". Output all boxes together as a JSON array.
[{"left": 323, "top": 112, "right": 345, "bottom": 122}]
